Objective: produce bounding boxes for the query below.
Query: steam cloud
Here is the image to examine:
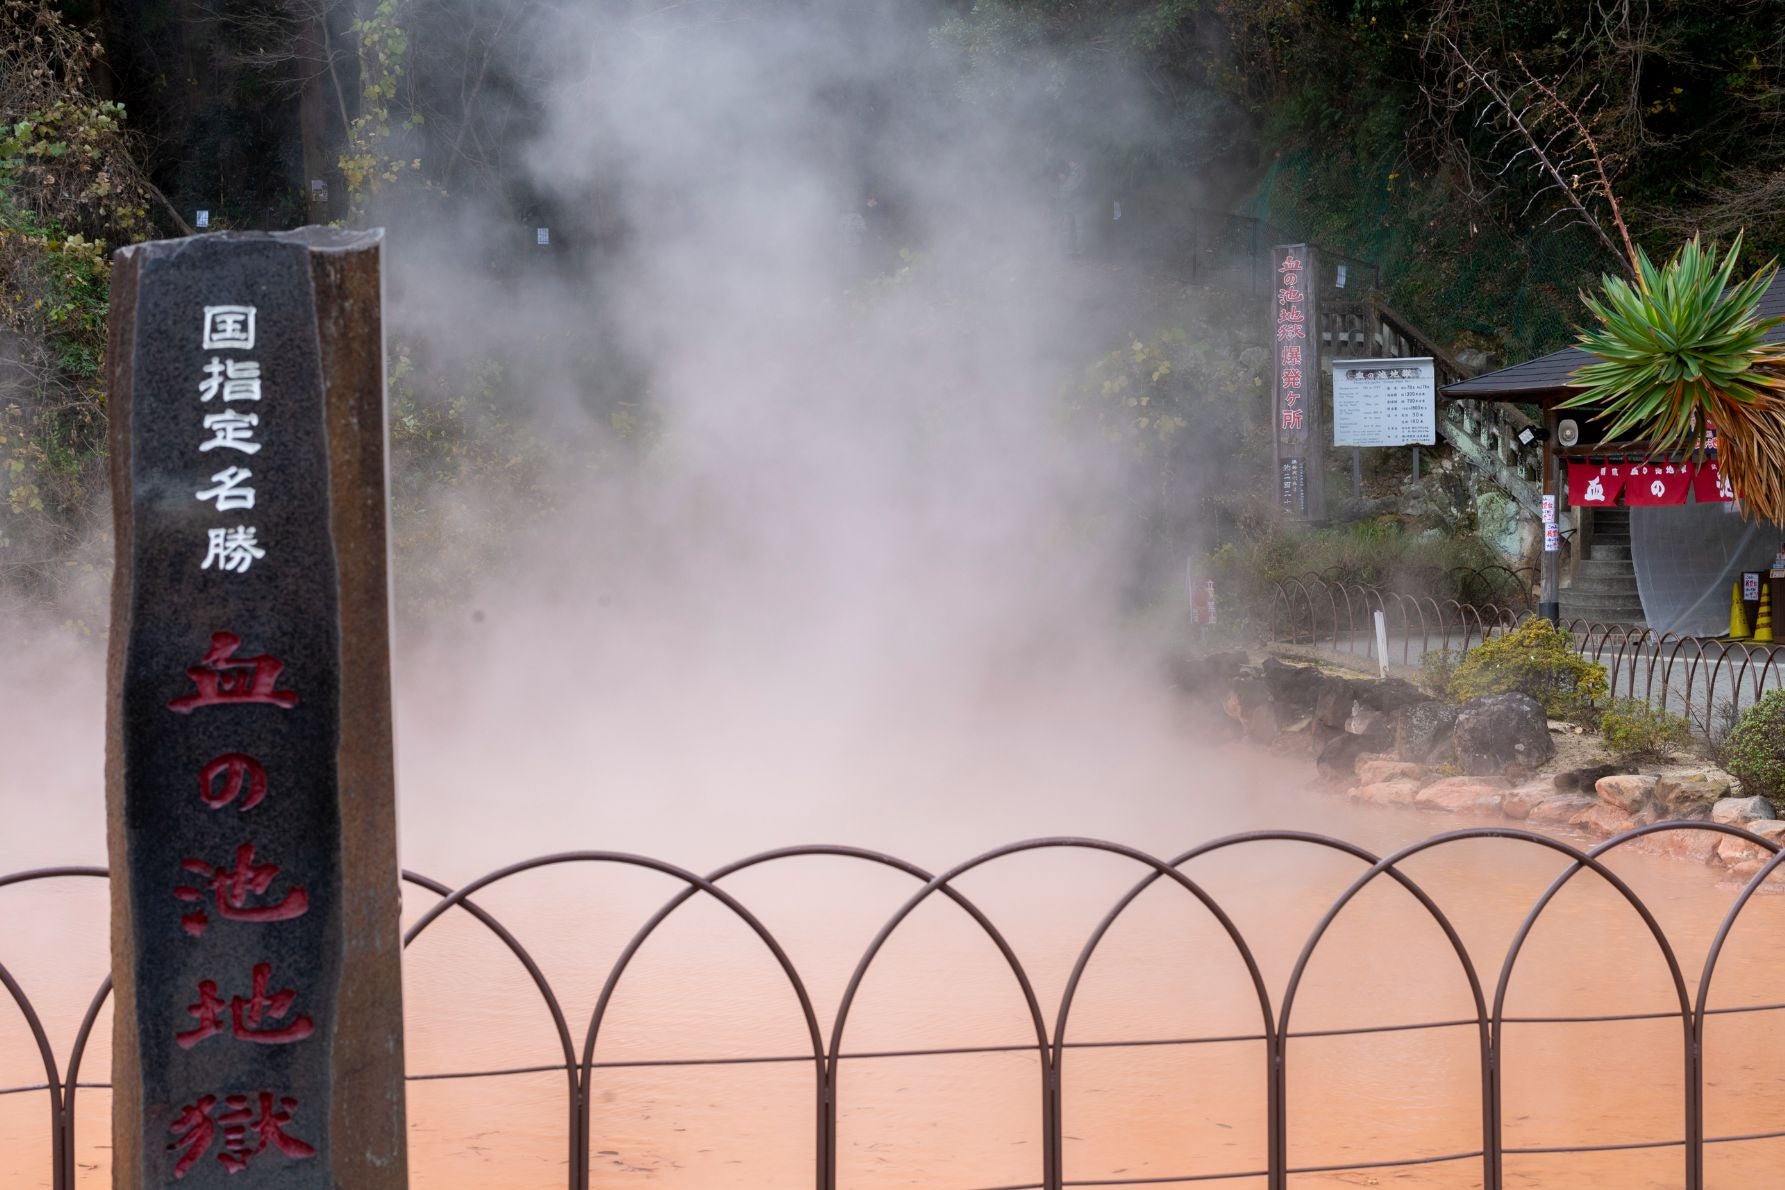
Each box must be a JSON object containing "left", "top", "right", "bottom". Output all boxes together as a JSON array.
[
  {"left": 5, "top": 0, "right": 1285, "bottom": 874},
  {"left": 383, "top": 0, "right": 1272, "bottom": 867}
]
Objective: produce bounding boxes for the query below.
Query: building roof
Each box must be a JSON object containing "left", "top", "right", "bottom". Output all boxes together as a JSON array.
[{"left": 1441, "top": 272, "right": 1785, "bottom": 400}]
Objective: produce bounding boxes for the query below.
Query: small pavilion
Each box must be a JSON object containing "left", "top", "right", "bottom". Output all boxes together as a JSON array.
[{"left": 1441, "top": 282, "right": 1785, "bottom": 635}]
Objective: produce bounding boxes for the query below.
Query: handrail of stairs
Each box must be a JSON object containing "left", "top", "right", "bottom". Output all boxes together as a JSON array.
[{"left": 1348, "top": 298, "right": 1546, "bottom": 520}]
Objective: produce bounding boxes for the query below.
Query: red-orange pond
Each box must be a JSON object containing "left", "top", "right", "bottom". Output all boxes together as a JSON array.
[{"left": 7, "top": 752, "right": 1785, "bottom": 1189}]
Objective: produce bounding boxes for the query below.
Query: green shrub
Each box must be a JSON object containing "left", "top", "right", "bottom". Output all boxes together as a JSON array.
[
  {"left": 1449, "top": 618, "right": 1609, "bottom": 720},
  {"left": 1598, "top": 700, "right": 1693, "bottom": 763},
  {"left": 1722, "top": 691, "right": 1785, "bottom": 801},
  {"left": 1418, "top": 648, "right": 1461, "bottom": 699}
]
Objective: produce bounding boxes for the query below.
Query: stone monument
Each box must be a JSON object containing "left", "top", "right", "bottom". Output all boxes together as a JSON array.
[{"left": 105, "top": 228, "right": 407, "bottom": 1187}]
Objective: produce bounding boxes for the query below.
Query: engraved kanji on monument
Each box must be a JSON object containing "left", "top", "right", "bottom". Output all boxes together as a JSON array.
[{"left": 106, "top": 229, "right": 407, "bottom": 1189}]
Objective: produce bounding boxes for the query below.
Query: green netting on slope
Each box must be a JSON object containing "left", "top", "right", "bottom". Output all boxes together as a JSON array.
[{"left": 1247, "top": 148, "right": 1615, "bottom": 364}]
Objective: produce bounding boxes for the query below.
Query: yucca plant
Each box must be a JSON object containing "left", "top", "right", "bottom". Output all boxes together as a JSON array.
[{"left": 1565, "top": 234, "right": 1785, "bottom": 523}]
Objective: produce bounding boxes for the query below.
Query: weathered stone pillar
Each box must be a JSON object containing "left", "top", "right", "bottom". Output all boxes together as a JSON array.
[{"left": 105, "top": 228, "right": 407, "bottom": 1188}]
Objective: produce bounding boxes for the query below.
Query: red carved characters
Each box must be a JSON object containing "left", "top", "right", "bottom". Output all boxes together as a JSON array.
[
  {"left": 175, "top": 843, "right": 309, "bottom": 937},
  {"left": 166, "top": 631, "right": 298, "bottom": 713},
  {"left": 168, "top": 1091, "right": 317, "bottom": 1179},
  {"left": 199, "top": 753, "right": 267, "bottom": 811},
  {"left": 176, "top": 962, "right": 314, "bottom": 1050},
  {"left": 175, "top": 980, "right": 228, "bottom": 1049},
  {"left": 169, "top": 1095, "right": 218, "bottom": 1179},
  {"left": 231, "top": 961, "right": 315, "bottom": 1045},
  {"left": 164, "top": 627, "right": 317, "bottom": 1178},
  {"left": 219, "top": 1092, "right": 317, "bottom": 1172}
]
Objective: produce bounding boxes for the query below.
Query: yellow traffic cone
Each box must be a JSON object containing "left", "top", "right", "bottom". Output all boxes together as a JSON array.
[
  {"left": 1756, "top": 586, "right": 1774, "bottom": 643},
  {"left": 1730, "top": 581, "right": 1753, "bottom": 639}
]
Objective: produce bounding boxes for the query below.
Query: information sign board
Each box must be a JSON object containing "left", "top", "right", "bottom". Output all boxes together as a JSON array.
[{"left": 1333, "top": 358, "right": 1436, "bottom": 447}]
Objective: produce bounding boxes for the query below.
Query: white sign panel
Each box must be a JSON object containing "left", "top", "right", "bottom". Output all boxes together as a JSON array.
[{"left": 1332, "top": 357, "right": 1436, "bottom": 447}]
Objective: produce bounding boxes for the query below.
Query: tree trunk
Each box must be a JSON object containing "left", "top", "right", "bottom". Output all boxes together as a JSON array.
[{"left": 296, "top": 8, "right": 334, "bottom": 224}]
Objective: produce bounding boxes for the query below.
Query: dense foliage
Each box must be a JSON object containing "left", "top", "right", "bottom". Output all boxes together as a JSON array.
[
  {"left": 1722, "top": 691, "right": 1785, "bottom": 802},
  {"left": 1447, "top": 618, "right": 1608, "bottom": 720},
  {"left": 13, "top": 0, "right": 1785, "bottom": 609},
  {"left": 1, "top": 0, "right": 155, "bottom": 591},
  {"left": 1218, "top": 0, "right": 1785, "bottom": 358},
  {"left": 1598, "top": 699, "right": 1693, "bottom": 765},
  {"left": 78, "top": 0, "right": 1785, "bottom": 362}
]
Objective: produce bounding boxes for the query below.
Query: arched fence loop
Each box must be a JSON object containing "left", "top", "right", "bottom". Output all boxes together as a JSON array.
[
  {"left": 0, "top": 866, "right": 108, "bottom": 1190},
  {"left": 13, "top": 830, "right": 1785, "bottom": 1188}
]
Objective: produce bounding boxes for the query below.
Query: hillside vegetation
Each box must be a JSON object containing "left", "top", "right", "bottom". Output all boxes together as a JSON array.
[{"left": 7, "top": 0, "right": 1785, "bottom": 613}]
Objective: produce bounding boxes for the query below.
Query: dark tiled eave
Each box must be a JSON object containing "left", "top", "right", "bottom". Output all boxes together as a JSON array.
[{"left": 1440, "top": 275, "right": 1785, "bottom": 402}]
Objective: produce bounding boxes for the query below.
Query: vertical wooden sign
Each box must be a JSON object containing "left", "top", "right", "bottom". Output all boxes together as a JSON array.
[
  {"left": 105, "top": 228, "right": 407, "bottom": 1188},
  {"left": 1272, "top": 243, "right": 1323, "bottom": 520}
]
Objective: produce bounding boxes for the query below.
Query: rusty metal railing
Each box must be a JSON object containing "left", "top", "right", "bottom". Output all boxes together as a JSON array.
[
  {"left": 1267, "top": 574, "right": 1785, "bottom": 732},
  {"left": 1266, "top": 572, "right": 1528, "bottom": 666},
  {"left": 10, "top": 826, "right": 1785, "bottom": 1188}
]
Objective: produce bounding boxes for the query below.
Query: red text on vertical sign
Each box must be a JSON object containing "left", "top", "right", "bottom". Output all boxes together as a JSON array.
[
  {"left": 199, "top": 753, "right": 268, "bottom": 811},
  {"left": 176, "top": 961, "right": 315, "bottom": 1049},
  {"left": 169, "top": 1092, "right": 317, "bottom": 1179},
  {"left": 166, "top": 632, "right": 298, "bottom": 713},
  {"left": 175, "top": 842, "right": 309, "bottom": 936}
]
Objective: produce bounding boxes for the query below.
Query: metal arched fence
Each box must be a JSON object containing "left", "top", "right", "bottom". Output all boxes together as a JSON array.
[
  {"left": 1268, "top": 575, "right": 1785, "bottom": 732},
  {"left": 10, "top": 826, "right": 1785, "bottom": 1189},
  {"left": 1266, "top": 572, "right": 1528, "bottom": 666}
]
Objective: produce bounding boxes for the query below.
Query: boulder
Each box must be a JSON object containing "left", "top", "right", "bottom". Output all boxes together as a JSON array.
[
  {"left": 1571, "top": 803, "right": 1638, "bottom": 837},
  {"left": 1352, "top": 677, "right": 1427, "bottom": 714},
  {"left": 1500, "top": 759, "right": 1542, "bottom": 784},
  {"left": 1415, "top": 776, "right": 1510, "bottom": 814},
  {"left": 1398, "top": 484, "right": 1434, "bottom": 519},
  {"left": 1502, "top": 781, "right": 1553, "bottom": 820},
  {"left": 1595, "top": 774, "right": 1660, "bottom": 814},
  {"left": 1452, "top": 693, "right": 1556, "bottom": 775},
  {"left": 1528, "top": 794, "right": 1597, "bottom": 825},
  {"left": 1345, "top": 701, "right": 1397, "bottom": 753},
  {"left": 1346, "top": 702, "right": 1387, "bottom": 738},
  {"left": 1714, "top": 820, "right": 1785, "bottom": 869},
  {"left": 1395, "top": 700, "right": 1459, "bottom": 764},
  {"left": 1654, "top": 771, "right": 1734, "bottom": 812},
  {"left": 1712, "top": 795, "right": 1777, "bottom": 825},
  {"left": 1169, "top": 651, "right": 1248, "bottom": 695},
  {"left": 1356, "top": 758, "right": 1424, "bottom": 785},
  {"left": 1635, "top": 828, "right": 1722, "bottom": 866},
  {"left": 1269, "top": 716, "right": 1318, "bottom": 759},
  {"left": 1352, "top": 779, "right": 1422, "bottom": 807},
  {"left": 1718, "top": 834, "right": 1764, "bottom": 867},
  {"left": 1727, "top": 858, "right": 1770, "bottom": 883},
  {"left": 1313, "top": 679, "right": 1358, "bottom": 731},
  {"left": 1261, "top": 657, "right": 1329, "bottom": 714},
  {"left": 1316, "top": 732, "right": 1377, "bottom": 782},
  {"left": 1554, "top": 763, "right": 1631, "bottom": 793},
  {"left": 1243, "top": 699, "right": 1282, "bottom": 743},
  {"left": 1223, "top": 672, "right": 1270, "bottom": 723}
]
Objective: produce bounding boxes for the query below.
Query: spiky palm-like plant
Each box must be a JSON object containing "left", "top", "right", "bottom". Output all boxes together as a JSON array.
[{"left": 1565, "top": 234, "right": 1785, "bottom": 524}]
